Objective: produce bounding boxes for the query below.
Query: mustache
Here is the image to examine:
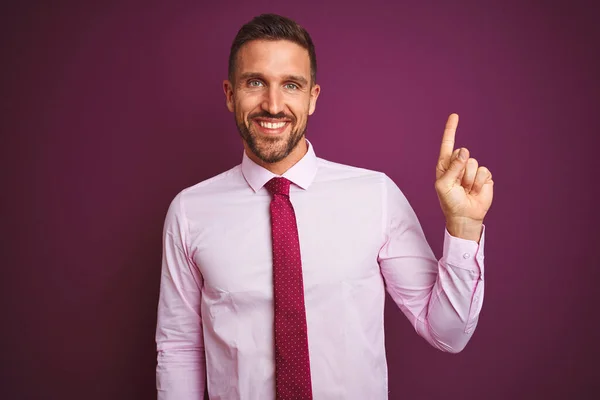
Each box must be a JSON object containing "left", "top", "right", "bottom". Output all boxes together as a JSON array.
[{"left": 248, "top": 111, "right": 294, "bottom": 121}]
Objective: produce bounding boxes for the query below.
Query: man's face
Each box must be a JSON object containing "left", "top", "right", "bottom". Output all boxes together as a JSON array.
[{"left": 224, "top": 40, "right": 320, "bottom": 164}]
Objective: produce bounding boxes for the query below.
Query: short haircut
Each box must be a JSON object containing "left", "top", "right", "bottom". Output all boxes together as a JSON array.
[{"left": 228, "top": 14, "right": 317, "bottom": 85}]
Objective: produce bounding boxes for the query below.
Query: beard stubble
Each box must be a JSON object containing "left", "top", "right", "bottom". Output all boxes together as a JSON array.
[{"left": 235, "top": 110, "right": 308, "bottom": 164}]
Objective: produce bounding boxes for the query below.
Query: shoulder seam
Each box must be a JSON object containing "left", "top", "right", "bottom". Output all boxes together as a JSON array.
[{"left": 180, "top": 164, "right": 242, "bottom": 194}]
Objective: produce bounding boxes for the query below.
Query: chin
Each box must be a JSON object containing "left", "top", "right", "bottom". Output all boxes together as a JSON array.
[
  {"left": 253, "top": 142, "right": 290, "bottom": 163},
  {"left": 239, "top": 121, "right": 305, "bottom": 164}
]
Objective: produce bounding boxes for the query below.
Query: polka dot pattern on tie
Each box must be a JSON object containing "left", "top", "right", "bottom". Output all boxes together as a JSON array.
[{"left": 265, "top": 177, "right": 313, "bottom": 400}]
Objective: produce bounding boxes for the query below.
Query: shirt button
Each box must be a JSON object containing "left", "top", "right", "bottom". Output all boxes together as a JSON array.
[
  {"left": 463, "top": 253, "right": 470, "bottom": 259},
  {"left": 474, "top": 296, "right": 479, "bottom": 302},
  {"left": 466, "top": 329, "right": 472, "bottom": 334}
]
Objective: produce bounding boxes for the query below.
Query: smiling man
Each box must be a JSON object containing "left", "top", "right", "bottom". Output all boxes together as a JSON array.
[
  {"left": 227, "top": 36, "right": 320, "bottom": 174},
  {"left": 156, "top": 13, "right": 494, "bottom": 400}
]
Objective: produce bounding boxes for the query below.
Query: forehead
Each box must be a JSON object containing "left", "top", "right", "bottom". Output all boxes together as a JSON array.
[{"left": 236, "top": 40, "right": 310, "bottom": 80}]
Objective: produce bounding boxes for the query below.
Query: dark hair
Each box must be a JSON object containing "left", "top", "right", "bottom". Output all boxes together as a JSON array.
[{"left": 228, "top": 14, "right": 317, "bottom": 85}]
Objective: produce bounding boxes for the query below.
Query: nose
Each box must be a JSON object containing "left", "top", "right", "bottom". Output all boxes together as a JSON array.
[{"left": 261, "top": 86, "right": 284, "bottom": 116}]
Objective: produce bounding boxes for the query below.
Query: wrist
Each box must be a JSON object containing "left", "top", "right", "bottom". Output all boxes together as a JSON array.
[{"left": 446, "top": 217, "right": 483, "bottom": 243}]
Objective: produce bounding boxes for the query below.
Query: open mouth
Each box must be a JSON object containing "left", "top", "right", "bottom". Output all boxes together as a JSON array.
[{"left": 252, "top": 119, "right": 291, "bottom": 135}]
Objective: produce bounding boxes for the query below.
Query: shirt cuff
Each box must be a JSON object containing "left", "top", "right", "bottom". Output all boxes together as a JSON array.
[{"left": 443, "top": 224, "right": 486, "bottom": 278}]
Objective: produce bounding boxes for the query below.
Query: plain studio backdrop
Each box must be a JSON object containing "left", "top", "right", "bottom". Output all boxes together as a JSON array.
[{"left": 1, "top": 1, "right": 598, "bottom": 399}]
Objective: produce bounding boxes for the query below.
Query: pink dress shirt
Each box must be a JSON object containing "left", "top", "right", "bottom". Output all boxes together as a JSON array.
[{"left": 156, "top": 140, "right": 485, "bottom": 399}]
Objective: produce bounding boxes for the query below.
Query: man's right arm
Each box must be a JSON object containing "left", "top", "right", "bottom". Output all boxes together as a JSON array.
[{"left": 156, "top": 193, "right": 206, "bottom": 399}]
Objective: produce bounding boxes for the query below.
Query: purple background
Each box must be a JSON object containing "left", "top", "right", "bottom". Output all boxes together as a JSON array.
[{"left": 2, "top": 1, "right": 599, "bottom": 399}]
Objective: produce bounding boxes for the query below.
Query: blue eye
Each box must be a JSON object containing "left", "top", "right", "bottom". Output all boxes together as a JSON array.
[
  {"left": 285, "top": 83, "right": 298, "bottom": 90},
  {"left": 249, "top": 80, "right": 263, "bottom": 87}
]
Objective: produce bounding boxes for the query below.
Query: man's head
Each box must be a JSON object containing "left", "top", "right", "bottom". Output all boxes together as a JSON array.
[{"left": 223, "top": 14, "right": 320, "bottom": 166}]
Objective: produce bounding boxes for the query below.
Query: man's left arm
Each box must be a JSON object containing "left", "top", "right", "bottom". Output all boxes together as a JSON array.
[
  {"left": 378, "top": 176, "right": 485, "bottom": 353},
  {"left": 378, "top": 113, "right": 494, "bottom": 353}
]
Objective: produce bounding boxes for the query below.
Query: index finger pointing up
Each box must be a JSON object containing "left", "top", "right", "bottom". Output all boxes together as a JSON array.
[{"left": 438, "top": 113, "right": 459, "bottom": 167}]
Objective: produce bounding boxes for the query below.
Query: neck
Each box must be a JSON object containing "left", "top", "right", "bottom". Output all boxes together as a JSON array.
[{"left": 245, "top": 138, "right": 308, "bottom": 176}]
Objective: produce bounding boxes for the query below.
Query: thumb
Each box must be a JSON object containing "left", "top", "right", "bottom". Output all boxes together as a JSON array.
[{"left": 443, "top": 148, "right": 469, "bottom": 182}]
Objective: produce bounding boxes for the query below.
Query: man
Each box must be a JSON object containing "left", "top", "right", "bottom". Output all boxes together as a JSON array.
[{"left": 156, "top": 13, "right": 493, "bottom": 400}]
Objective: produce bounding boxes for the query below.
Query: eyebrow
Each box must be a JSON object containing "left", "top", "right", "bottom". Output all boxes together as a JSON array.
[{"left": 238, "top": 72, "right": 309, "bottom": 86}]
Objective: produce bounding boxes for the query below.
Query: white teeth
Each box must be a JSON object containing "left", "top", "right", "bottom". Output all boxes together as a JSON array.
[{"left": 259, "top": 121, "right": 286, "bottom": 129}]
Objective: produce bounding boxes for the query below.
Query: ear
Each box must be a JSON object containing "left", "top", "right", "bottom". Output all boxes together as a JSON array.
[
  {"left": 223, "top": 80, "right": 235, "bottom": 112},
  {"left": 308, "top": 83, "right": 321, "bottom": 115}
]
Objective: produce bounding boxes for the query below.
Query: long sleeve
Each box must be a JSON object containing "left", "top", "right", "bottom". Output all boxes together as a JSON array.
[
  {"left": 378, "top": 175, "right": 485, "bottom": 353},
  {"left": 156, "top": 193, "right": 206, "bottom": 399}
]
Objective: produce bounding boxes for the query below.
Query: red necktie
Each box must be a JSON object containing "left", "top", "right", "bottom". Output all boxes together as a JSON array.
[{"left": 265, "top": 177, "right": 313, "bottom": 400}]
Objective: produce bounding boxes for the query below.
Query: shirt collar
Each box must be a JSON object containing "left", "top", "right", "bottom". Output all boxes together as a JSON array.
[{"left": 241, "top": 139, "right": 318, "bottom": 193}]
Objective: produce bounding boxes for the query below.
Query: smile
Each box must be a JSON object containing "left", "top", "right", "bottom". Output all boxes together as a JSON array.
[
  {"left": 252, "top": 119, "right": 291, "bottom": 135},
  {"left": 258, "top": 121, "right": 287, "bottom": 129}
]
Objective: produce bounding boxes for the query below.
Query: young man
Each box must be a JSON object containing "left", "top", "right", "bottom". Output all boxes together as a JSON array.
[{"left": 156, "top": 13, "right": 493, "bottom": 400}]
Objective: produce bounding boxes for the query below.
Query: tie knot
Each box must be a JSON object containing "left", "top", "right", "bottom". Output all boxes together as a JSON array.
[{"left": 265, "top": 177, "right": 291, "bottom": 196}]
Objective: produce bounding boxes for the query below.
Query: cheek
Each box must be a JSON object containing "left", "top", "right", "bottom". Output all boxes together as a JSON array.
[
  {"left": 237, "top": 96, "right": 261, "bottom": 120},
  {"left": 287, "top": 99, "right": 309, "bottom": 120},
  {"left": 291, "top": 103, "right": 310, "bottom": 125}
]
